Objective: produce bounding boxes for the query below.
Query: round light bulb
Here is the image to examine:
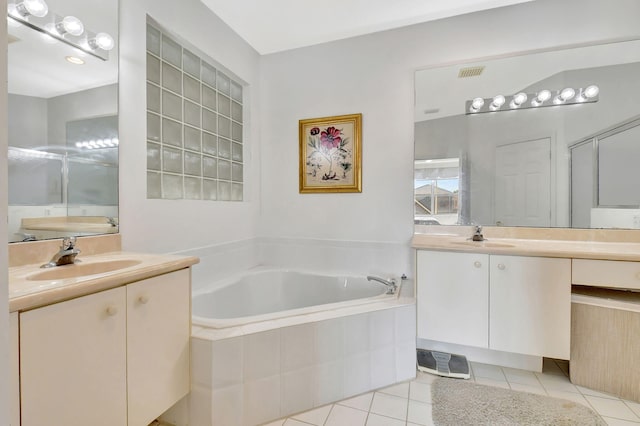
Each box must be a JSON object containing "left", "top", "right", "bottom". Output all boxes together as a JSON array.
[
  {"left": 58, "top": 15, "right": 83, "bottom": 36},
  {"left": 471, "top": 98, "right": 485, "bottom": 109},
  {"left": 17, "top": 0, "right": 48, "bottom": 18},
  {"left": 584, "top": 85, "right": 599, "bottom": 99},
  {"left": 490, "top": 95, "right": 505, "bottom": 110},
  {"left": 94, "top": 32, "right": 114, "bottom": 50},
  {"left": 536, "top": 90, "right": 551, "bottom": 103},
  {"left": 512, "top": 92, "right": 528, "bottom": 106},
  {"left": 560, "top": 87, "right": 575, "bottom": 101}
]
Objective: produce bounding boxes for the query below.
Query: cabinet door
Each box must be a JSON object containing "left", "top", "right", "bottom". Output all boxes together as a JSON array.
[
  {"left": 489, "top": 256, "right": 570, "bottom": 359},
  {"left": 417, "top": 250, "right": 489, "bottom": 348},
  {"left": 127, "top": 269, "right": 191, "bottom": 426},
  {"left": 20, "top": 287, "right": 127, "bottom": 426},
  {"left": 10, "top": 312, "right": 19, "bottom": 426}
]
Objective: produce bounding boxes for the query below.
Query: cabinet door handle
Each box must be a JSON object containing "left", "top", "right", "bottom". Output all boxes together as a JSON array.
[
  {"left": 497, "top": 263, "right": 506, "bottom": 270},
  {"left": 138, "top": 295, "right": 149, "bottom": 304},
  {"left": 106, "top": 306, "right": 118, "bottom": 316},
  {"left": 474, "top": 261, "right": 482, "bottom": 268}
]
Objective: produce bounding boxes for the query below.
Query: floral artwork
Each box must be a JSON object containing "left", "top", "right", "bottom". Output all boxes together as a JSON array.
[{"left": 299, "top": 114, "right": 362, "bottom": 193}]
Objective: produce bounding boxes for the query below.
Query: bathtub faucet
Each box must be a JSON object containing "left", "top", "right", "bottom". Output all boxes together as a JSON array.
[{"left": 367, "top": 276, "right": 397, "bottom": 295}]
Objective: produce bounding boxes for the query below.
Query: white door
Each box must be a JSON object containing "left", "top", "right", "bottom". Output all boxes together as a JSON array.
[
  {"left": 417, "top": 250, "right": 489, "bottom": 348},
  {"left": 495, "top": 138, "right": 551, "bottom": 226}
]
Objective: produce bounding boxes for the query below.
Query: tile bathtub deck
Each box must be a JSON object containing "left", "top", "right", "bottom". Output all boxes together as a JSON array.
[{"left": 263, "top": 359, "right": 640, "bottom": 426}]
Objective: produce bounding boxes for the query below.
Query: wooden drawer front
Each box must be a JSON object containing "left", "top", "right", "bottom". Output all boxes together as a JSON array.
[{"left": 573, "top": 259, "right": 640, "bottom": 290}]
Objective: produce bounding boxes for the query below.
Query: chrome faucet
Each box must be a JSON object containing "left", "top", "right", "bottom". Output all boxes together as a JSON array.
[
  {"left": 472, "top": 225, "right": 485, "bottom": 241},
  {"left": 367, "top": 276, "right": 397, "bottom": 294},
  {"left": 41, "top": 237, "right": 81, "bottom": 268}
]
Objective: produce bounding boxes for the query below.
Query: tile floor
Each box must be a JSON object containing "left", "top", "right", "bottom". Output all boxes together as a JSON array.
[{"left": 263, "top": 359, "right": 640, "bottom": 426}]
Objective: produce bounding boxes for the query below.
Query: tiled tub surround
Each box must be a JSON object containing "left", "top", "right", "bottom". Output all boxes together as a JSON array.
[
  {"left": 146, "top": 20, "right": 244, "bottom": 201},
  {"left": 188, "top": 301, "right": 416, "bottom": 426}
]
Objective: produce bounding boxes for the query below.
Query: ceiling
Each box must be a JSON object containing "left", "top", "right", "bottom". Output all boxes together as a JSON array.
[{"left": 200, "top": 0, "right": 535, "bottom": 54}]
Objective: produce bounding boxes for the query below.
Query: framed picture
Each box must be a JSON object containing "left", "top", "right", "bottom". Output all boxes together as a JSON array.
[{"left": 299, "top": 113, "right": 362, "bottom": 193}]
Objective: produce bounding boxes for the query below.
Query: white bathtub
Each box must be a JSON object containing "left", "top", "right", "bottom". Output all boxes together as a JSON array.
[{"left": 192, "top": 268, "right": 396, "bottom": 329}]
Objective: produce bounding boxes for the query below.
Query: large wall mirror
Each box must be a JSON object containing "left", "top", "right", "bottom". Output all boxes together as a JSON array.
[
  {"left": 7, "top": 0, "right": 118, "bottom": 242},
  {"left": 414, "top": 38, "right": 640, "bottom": 230}
]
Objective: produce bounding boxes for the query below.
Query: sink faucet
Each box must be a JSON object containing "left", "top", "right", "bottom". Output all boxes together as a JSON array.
[
  {"left": 472, "top": 225, "right": 485, "bottom": 241},
  {"left": 41, "top": 237, "right": 81, "bottom": 268},
  {"left": 367, "top": 276, "right": 397, "bottom": 294}
]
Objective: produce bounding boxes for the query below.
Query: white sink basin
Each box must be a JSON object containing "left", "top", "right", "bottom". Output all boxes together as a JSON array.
[{"left": 27, "top": 259, "right": 142, "bottom": 281}]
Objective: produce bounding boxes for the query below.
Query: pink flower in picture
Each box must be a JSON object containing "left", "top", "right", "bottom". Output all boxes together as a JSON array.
[{"left": 320, "top": 127, "right": 342, "bottom": 151}]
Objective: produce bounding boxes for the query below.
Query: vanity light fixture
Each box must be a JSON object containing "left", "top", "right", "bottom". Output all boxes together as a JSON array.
[
  {"left": 13, "top": 0, "right": 48, "bottom": 18},
  {"left": 55, "top": 15, "right": 83, "bottom": 36},
  {"left": 466, "top": 85, "right": 599, "bottom": 114},
  {"left": 75, "top": 138, "right": 119, "bottom": 150},
  {"left": 7, "top": 1, "right": 114, "bottom": 61}
]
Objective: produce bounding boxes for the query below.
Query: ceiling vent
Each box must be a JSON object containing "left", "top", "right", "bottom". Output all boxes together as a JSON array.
[
  {"left": 8, "top": 34, "right": 20, "bottom": 45},
  {"left": 458, "top": 66, "right": 485, "bottom": 78}
]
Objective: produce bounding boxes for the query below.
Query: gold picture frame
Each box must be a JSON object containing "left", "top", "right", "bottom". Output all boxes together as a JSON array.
[{"left": 299, "top": 113, "right": 362, "bottom": 193}]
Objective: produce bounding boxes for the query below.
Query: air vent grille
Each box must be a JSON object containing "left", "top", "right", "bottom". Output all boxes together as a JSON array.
[{"left": 458, "top": 66, "right": 485, "bottom": 78}]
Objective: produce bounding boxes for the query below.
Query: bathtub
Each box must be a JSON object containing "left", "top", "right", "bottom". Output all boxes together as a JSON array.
[
  {"left": 185, "top": 268, "right": 416, "bottom": 426},
  {"left": 192, "top": 268, "right": 396, "bottom": 329}
]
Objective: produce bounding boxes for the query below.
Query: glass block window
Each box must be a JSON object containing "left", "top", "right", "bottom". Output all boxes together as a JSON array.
[{"left": 146, "top": 21, "right": 244, "bottom": 201}]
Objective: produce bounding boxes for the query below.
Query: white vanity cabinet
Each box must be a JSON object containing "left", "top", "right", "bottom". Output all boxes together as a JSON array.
[
  {"left": 18, "top": 268, "right": 191, "bottom": 426},
  {"left": 416, "top": 250, "right": 571, "bottom": 359},
  {"left": 10, "top": 312, "right": 20, "bottom": 426},
  {"left": 416, "top": 250, "right": 489, "bottom": 347}
]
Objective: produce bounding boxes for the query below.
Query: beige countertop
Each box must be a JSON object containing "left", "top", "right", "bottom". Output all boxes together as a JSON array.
[
  {"left": 9, "top": 251, "right": 199, "bottom": 312},
  {"left": 412, "top": 234, "right": 640, "bottom": 261}
]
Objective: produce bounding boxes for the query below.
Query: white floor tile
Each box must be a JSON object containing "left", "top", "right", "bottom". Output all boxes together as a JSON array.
[
  {"left": 284, "top": 419, "right": 313, "bottom": 426},
  {"left": 602, "top": 417, "right": 640, "bottom": 426},
  {"left": 625, "top": 401, "right": 640, "bottom": 418},
  {"left": 291, "top": 404, "right": 332, "bottom": 425},
  {"left": 337, "top": 392, "right": 374, "bottom": 411},
  {"left": 409, "top": 381, "right": 432, "bottom": 403},
  {"left": 546, "top": 389, "right": 591, "bottom": 407},
  {"left": 578, "top": 385, "right": 624, "bottom": 400},
  {"left": 370, "top": 392, "right": 408, "bottom": 421},
  {"left": 471, "top": 362, "right": 506, "bottom": 381},
  {"left": 379, "top": 382, "right": 410, "bottom": 398},
  {"left": 475, "top": 376, "right": 510, "bottom": 389},
  {"left": 503, "top": 367, "right": 541, "bottom": 386},
  {"left": 585, "top": 396, "right": 640, "bottom": 422},
  {"left": 537, "top": 374, "right": 580, "bottom": 393},
  {"left": 325, "top": 404, "right": 368, "bottom": 426},
  {"left": 365, "top": 413, "right": 406, "bottom": 426},
  {"left": 414, "top": 371, "right": 438, "bottom": 384},
  {"left": 407, "top": 400, "right": 433, "bottom": 426},
  {"left": 509, "top": 382, "right": 548, "bottom": 396},
  {"left": 263, "top": 420, "right": 285, "bottom": 426}
]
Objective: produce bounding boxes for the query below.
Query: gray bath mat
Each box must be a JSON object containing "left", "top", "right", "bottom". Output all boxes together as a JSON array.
[{"left": 431, "top": 377, "right": 606, "bottom": 426}]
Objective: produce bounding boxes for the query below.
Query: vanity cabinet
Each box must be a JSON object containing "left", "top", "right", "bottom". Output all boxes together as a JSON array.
[
  {"left": 416, "top": 250, "right": 571, "bottom": 359},
  {"left": 10, "top": 312, "right": 19, "bottom": 426},
  {"left": 19, "top": 269, "right": 191, "bottom": 426}
]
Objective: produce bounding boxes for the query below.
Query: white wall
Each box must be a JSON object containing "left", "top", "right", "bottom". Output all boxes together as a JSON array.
[
  {"left": 0, "top": 0, "right": 10, "bottom": 421},
  {"left": 118, "top": 0, "right": 261, "bottom": 253},
  {"left": 258, "top": 0, "right": 640, "bottom": 246}
]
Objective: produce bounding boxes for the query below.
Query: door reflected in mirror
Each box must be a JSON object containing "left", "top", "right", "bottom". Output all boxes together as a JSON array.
[
  {"left": 7, "top": 0, "right": 118, "bottom": 243},
  {"left": 414, "top": 39, "right": 640, "bottom": 230}
]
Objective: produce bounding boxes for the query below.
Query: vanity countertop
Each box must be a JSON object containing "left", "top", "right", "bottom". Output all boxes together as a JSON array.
[
  {"left": 9, "top": 251, "right": 199, "bottom": 312},
  {"left": 412, "top": 233, "right": 640, "bottom": 261}
]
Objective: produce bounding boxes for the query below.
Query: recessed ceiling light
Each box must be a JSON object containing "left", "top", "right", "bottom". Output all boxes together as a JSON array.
[{"left": 65, "top": 55, "right": 84, "bottom": 65}]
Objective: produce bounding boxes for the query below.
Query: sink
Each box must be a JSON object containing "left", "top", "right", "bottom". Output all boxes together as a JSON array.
[
  {"left": 451, "top": 241, "right": 515, "bottom": 248},
  {"left": 27, "top": 259, "right": 142, "bottom": 281}
]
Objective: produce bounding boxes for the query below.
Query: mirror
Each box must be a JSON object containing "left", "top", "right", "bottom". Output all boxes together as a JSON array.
[
  {"left": 414, "top": 38, "right": 640, "bottom": 230},
  {"left": 7, "top": 0, "right": 118, "bottom": 242}
]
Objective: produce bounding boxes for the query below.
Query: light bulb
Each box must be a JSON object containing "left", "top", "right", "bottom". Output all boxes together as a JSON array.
[
  {"left": 560, "top": 87, "right": 575, "bottom": 101},
  {"left": 490, "top": 95, "right": 505, "bottom": 110},
  {"left": 510, "top": 92, "right": 528, "bottom": 108},
  {"left": 88, "top": 32, "right": 115, "bottom": 51},
  {"left": 469, "top": 97, "right": 485, "bottom": 113},
  {"left": 584, "top": 85, "right": 599, "bottom": 99},
  {"left": 56, "top": 15, "right": 84, "bottom": 36},
  {"left": 15, "top": 0, "right": 48, "bottom": 18}
]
